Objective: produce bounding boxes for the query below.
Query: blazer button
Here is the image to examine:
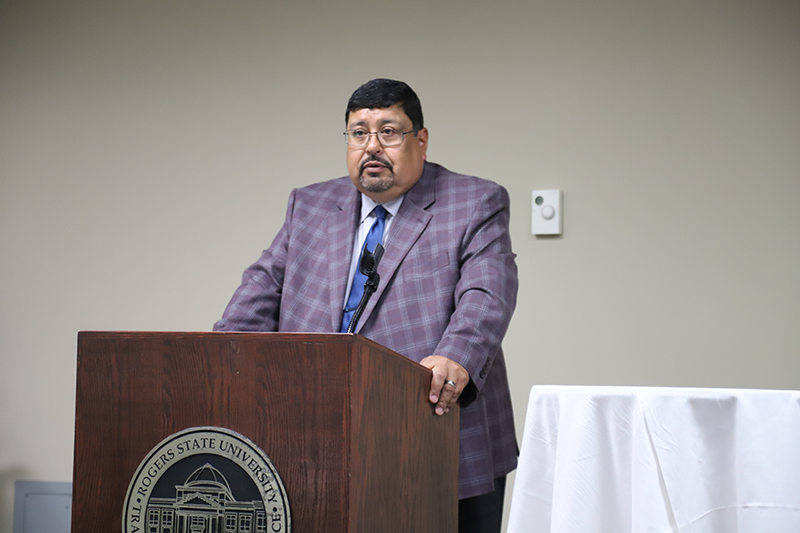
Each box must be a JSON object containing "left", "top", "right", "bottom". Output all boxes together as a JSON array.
[{"left": 479, "top": 358, "right": 491, "bottom": 379}]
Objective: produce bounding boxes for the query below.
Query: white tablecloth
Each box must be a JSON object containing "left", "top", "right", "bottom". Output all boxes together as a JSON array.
[{"left": 507, "top": 386, "right": 800, "bottom": 533}]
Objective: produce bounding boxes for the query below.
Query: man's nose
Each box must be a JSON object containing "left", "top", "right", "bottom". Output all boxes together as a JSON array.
[{"left": 365, "top": 132, "right": 383, "bottom": 152}]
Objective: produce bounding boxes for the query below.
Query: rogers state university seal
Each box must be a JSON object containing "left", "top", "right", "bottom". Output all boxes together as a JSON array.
[{"left": 122, "top": 427, "right": 291, "bottom": 533}]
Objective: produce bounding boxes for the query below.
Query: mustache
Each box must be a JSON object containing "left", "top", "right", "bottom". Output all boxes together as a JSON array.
[{"left": 360, "top": 155, "right": 393, "bottom": 174}]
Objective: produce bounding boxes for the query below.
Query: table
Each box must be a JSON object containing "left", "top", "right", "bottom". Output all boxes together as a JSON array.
[{"left": 507, "top": 386, "right": 800, "bottom": 533}]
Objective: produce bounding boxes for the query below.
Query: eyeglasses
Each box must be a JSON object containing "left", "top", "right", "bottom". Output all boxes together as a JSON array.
[{"left": 343, "top": 127, "right": 416, "bottom": 147}]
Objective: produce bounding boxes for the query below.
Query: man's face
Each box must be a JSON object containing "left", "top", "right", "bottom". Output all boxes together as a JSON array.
[{"left": 346, "top": 104, "right": 428, "bottom": 203}]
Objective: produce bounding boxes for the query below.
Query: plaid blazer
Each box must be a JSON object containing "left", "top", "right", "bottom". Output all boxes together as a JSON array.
[{"left": 214, "top": 162, "right": 518, "bottom": 499}]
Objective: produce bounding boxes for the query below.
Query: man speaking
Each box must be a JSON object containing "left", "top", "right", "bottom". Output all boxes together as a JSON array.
[{"left": 214, "top": 78, "right": 518, "bottom": 533}]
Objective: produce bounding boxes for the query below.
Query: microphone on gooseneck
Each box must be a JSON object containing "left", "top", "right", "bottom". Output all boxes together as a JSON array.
[{"left": 345, "top": 243, "right": 385, "bottom": 334}]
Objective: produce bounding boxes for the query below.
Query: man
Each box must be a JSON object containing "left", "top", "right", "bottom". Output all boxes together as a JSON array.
[{"left": 214, "top": 79, "right": 517, "bottom": 533}]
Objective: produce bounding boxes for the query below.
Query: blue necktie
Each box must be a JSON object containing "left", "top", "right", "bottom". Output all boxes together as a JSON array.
[{"left": 341, "top": 205, "right": 387, "bottom": 332}]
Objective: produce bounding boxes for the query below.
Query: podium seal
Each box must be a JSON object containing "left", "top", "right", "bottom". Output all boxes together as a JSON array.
[{"left": 123, "top": 426, "right": 291, "bottom": 533}]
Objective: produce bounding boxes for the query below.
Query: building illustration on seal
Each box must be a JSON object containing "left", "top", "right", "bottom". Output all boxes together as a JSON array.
[{"left": 145, "top": 463, "right": 268, "bottom": 533}]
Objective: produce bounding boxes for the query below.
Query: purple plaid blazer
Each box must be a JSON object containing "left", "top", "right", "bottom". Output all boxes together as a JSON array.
[{"left": 214, "top": 162, "right": 518, "bottom": 499}]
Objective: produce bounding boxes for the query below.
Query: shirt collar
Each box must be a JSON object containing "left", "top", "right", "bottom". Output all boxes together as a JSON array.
[{"left": 359, "top": 193, "right": 404, "bottom": 223}]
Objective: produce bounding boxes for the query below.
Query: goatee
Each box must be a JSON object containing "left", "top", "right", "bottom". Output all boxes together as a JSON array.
[{"left": 359, "top": 156, "right": 394, "bottom": 193}]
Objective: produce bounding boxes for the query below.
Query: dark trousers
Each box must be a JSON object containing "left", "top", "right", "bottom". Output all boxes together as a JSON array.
[{"left": 458, "top": 477, "right": 507, "bottom": 533}]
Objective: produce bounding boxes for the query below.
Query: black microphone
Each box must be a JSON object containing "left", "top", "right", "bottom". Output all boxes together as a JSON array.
[{"left": 345, "top": 242, "right": 385, "bottom": 334}]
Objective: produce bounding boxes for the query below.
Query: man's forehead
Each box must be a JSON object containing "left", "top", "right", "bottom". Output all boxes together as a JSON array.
[{"left": 347, "top": 105, "right": 410, "bottom": 125}]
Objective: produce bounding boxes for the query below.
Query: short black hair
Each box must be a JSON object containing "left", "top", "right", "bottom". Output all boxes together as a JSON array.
[{"left": 346, "top": 78, "right": 424, "bottom": 131}]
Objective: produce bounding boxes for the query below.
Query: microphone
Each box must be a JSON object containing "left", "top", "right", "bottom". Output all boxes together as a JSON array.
[{"left": 345, "top": 242, "right": 385, "bottom": 334}]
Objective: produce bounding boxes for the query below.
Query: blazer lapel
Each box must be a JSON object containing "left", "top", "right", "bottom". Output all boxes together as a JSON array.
[
  {"left": 355, "top": 163, "right": 437, "bottom": 331},
  {"left": 327, "top": 188, "right": 360, "bottom": 331}
]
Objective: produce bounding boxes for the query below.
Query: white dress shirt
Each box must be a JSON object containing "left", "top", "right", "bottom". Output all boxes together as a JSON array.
[{"left": 343, "top": 193, "right": 404, "bottom": 305}]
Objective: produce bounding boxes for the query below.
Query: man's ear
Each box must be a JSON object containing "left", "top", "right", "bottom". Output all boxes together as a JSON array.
[{"left": 417, "top": 127, "right": 429, "bottom": 160}]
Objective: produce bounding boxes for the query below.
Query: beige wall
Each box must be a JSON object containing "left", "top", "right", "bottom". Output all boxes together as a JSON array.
[{"left": 1, "top": 0, "right": 798, "bottom": 531}]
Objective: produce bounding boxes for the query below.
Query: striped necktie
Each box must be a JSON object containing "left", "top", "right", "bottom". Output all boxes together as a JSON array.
[{"left": 341, "top": 205, "right": 387, "bottom": 332}]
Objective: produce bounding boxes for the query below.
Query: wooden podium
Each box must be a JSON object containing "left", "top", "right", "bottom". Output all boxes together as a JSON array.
[{"left": 72, "top": 331, "right": 459, "bottom": 533}]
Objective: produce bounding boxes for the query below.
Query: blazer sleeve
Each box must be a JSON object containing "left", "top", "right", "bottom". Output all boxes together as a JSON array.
[
  {"left": 432, "top": 183, "right": 518, "bottom": 399},
  {"left": 212, "top": 189, "right": 298, "bottom": 332}
]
